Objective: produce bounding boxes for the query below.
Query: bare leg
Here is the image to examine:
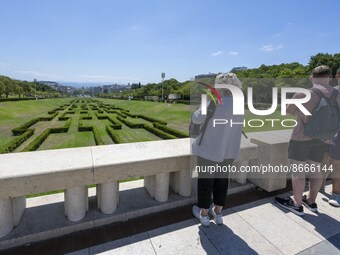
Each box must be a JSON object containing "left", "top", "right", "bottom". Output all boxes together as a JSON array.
[
  {"left": 330, "top": 159, "right": 340, "bottom": 194},
  {"left": 307, "top": 161, "right": 322, "bottom": 203},
  {"left": 214, "top": 205, "right": 223, "bottom": 214},
  {"left": 291, "top": 160, "right": 306, "bottom": 206},
  {"left": 320, "top": 154, "right": 330, "bottom": 191},
  {"left": 200, "top": 208, "right": 209, "bottom": 216}
]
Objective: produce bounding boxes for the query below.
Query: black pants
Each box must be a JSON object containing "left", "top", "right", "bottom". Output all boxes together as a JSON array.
[{"left": 197, "top": 156, "right": 234, "bottom": 209}]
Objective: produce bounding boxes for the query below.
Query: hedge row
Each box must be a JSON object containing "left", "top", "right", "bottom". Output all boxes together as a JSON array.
[
  {"left": 58, "top": 111, "right": 70, "bottom": 121},
  {"left": 39, "top": 112, "right": 58, "bottom": 121},
  {"left": 21, "top": 118, "right": 72, "bottom": 152},
  {"left": 0, "top": 129, "right": 34, "bottom": 154},
  {"left": 12, "top": 119, "right": 40, "bottom": 135},
  {"left": 48, "top": 108, "right": 58, "bottom": 114},
  {"left": 0, "top": 97, "right": 38, "bottom": 102},
  {"left": 22, "top": 129, "right": 52, "bottom": 151},
  {"left": 112, "top": 110, "right": 127, "bottom": 118},
  {"left": 78, "top": 120, "right": 104, "bottom": 145},
  {"left": 106, "top": 125, "right": 125, "bottom": 144},
  {"left": 117, "top": 116, "right": 144, "bottom": 128},
  {"left": 12, "top": 112, "right": 58, "bottom": 135},
  {"left": 153, "top": 123, "right": 188, "bottom": 138},
  {"left": 122, "top": 111, "right": 138, "bottom": 118},
  {"left": 143, "top": 125, "right": 177, "bottom": 139},
  {"left": 139, "top": 115, "right": 167, "bottom": 125}
]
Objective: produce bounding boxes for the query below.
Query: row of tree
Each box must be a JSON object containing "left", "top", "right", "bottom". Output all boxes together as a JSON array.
[
  {"left": 0, "top": 75, "right": 63, "bottom": 98},
  {"left": 103, "top": 53, "right": 340, "bottom": 102}
]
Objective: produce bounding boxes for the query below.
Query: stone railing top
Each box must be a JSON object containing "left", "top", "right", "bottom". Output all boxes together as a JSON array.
[
  {"left": 249, "top": 129, "right": 292, "bottom": 145},
  {"left": 0, "top": 130, "right": 292, "bottom": 198}
]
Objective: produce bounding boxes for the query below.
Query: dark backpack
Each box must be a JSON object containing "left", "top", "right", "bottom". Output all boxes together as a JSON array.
[
  {"left": 304, "top": 88, "right": 340, "bottom": 140},
  {"left": 189, "top": 100, "right": 216, "bottom": 142}
]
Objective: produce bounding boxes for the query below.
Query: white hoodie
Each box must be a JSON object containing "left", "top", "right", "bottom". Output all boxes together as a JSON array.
[{"left": 191, "top": 95, "right": 243, "bottom": 162}]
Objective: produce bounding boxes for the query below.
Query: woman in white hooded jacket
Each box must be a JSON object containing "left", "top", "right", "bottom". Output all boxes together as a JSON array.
[{"left": 192, "top": 73, "right": 244, "bottom": 226}]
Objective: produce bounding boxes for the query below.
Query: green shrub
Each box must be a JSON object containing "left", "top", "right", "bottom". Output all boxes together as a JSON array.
[
  {"left": 138, "top": 115, "right": 167, "bottom": 125},
  {"left": 22, "top": 129, "right": 52, "bottom": 152},
  {"left": 39, "top": 112, "right": 58, "bottom": 121},
  {"left": 0, "top": 97, "right": 38, "bottom": 102},
  {"left": 117, "top": 116, "right": 144, "bottom": 128},
  {"left": 106, "top": 125, "right": 124, "bottom": 143},
  {"left": 122, "top": 111, "right": 138, "bottom": 118},
  {"left": 143, "top": 125, "right": 177, "bottom": 139},
  {"left": 12, "top": 119, "right": 40, "bottom": 135},
  {"left": 153, "top": 123, "right": 188, "bottom": 138},
  {"left": 0, "top": 129, "right": 34, "bottom": 154},
  {"left": 93, "top": 126, "right": 104, "bottom": 145}
]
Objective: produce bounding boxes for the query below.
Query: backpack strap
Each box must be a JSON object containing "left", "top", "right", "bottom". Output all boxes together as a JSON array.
[
  {"left": 198, "top": 100, "right": 216, "bottom": 146},
  {"left": 310, "top": 87, "right": 340, "bottom": 127}
]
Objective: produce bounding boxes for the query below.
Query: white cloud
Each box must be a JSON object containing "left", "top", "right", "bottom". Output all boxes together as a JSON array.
[
  {"left": 260, "top": 44, "right": 283, "bottom": 52},
  {"left": 228, "top": 51, "right": 239, "bottom": 56},
  {"left": 76, "top": 74, "right": 140, "bottom": 83},
  {"left": 15, "top": 70, "right": 53, "bottom": 77},
  {"left": 211, "top": 51, "right": 224, "bottom": 56}
]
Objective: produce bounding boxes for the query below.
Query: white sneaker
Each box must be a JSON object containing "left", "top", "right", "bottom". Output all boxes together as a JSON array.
[
  {"left": 192, "top": 205, "right": 210, "bottom": 226},
  {"left": 329, "top": 194, "right": 340, "bottom": 207},
  {"left": 209, "top": 206, "right": 224, "bottom": 225}
]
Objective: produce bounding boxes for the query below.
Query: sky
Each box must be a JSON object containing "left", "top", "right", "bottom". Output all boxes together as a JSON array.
[{"left": 0, "top": 0, "right": 339, "bottom": 85}]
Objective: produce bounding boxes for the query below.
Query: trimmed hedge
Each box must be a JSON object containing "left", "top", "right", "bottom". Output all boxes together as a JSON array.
[
  {"left": 0, "top": 129, "right": 34, "bottom": 154},
  {"left": 106, "top": 125, "right": 124, "bottom": 144},
  {"left": 22, "top": 129, "right": 51, "bottom": 151},
  {"left": 143, "top": 125, "right": 177, "bottom": 139},
  {"left": 21, "top": 118, "right": 72, "bottom": 152},
  {"left": 139, "top": 115, "right": 167, "bottom": 125},
  {"left": 153, "top": 123, "right": 188, "bottom": 138},
  {"left": 93, "top": 126, "right": 104, "bottom": 145},
  {"left": 122, "top": 111, "right": 138, "bottom": 118},
  {"left": 78, "top": 120, "right": 104, "bottom": 145},
  {"left": 58, "top": 112, "right": 70, "bottom": 121},
  {"left": 12, "top": 119, "right": 40, "bottom": 135},
  {"left": 0, "top": 97, "right": 37, "bottom": 102},
  {"left": 48, "top": 108, "right": 58, "bottom": 114},
  {"left": 39, "top": 112, "right": 58, "bottom": 121},
  {"left": 112, "top": 111, "right": 127, "bottom": 118},
  {"left": 117, "top": 116, "right": 144, "bottom": 128}
]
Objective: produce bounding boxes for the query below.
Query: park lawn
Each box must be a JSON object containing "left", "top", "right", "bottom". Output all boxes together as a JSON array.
[
  {"left": 98, "top": 98, "right": 192, "bottom": 132},
  {"left": 0, "top": 98, "right": 294, "bottom": 152},
  {"left": 111, "top": 125, "right": 161, "bottom": 143},
  {"left": 38, "top": 131, "right": 96, "bottom": 151},
  {"left": 0, "top": 98, "right": 71, "bottom": 147}
]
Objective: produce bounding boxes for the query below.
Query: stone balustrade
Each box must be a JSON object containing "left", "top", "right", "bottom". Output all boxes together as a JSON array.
[{"left": 0, "top": 129, "right": 293, "bottom": 244}]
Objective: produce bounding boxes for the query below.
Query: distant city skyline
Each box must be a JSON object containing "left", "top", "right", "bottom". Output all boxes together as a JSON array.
[{"left": 0, "top": 0, "right": 339, "bottom": 84}]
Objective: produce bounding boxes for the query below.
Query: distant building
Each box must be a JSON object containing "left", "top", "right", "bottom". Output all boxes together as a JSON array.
[
  {"left": 194, "top": 73, "right": 219, "bottom": 80},
  {"left": 89, "top": 86, "right": 103, "bottom": 95},
  {"left": 144, "top": 96, "right": 159, "bottom": 101},
  {"left": 168, "top": 94, "right": 181, "bottom": 100},
  {"left": 230, "top": 66, "right": 248, "bottom": 72}
]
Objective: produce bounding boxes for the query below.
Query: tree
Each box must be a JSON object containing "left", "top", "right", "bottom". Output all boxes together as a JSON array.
[
  {"left": 3, "top": 78, "right": 13, "bottom": 98},
  {"left": 0, "top": 80, "right": 4, "bottom": 97},
  {"left": 308, "top": 53, "right": 340, "bottom": 76}
]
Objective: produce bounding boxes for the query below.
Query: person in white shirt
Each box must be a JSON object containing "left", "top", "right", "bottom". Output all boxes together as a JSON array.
[{"left": 191, "top": 73, "right": 243, "bottom": 226}]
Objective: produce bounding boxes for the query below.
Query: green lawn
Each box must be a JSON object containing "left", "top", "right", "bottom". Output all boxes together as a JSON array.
[{"left": 0, "top": 98, "right": 293, "bottom": 153}]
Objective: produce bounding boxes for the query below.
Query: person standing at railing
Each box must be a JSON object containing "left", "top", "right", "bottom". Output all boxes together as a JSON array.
[
  {"left": 327, "top": 67, "right": 340, "bottom": 207},
  {"left": 191, "top": 73, "right": 243, "bottom": 226},
  {"left": 275, "top": 66, "right": 340, "bottom": 216}
]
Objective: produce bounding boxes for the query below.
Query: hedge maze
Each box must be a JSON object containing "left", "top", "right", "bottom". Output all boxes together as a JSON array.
[{"left": 0, "top": 99, "right": 188, "bottom": 154}]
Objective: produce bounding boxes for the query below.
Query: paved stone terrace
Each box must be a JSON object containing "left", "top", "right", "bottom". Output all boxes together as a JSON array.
[{"left": 65, "top": 183, "right": 339, "bottom": 255}]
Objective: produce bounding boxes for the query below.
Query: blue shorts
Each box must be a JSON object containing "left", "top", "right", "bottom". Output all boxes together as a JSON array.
[{"left": 329, "top": 133, "right": 340, "bottom": 160}]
